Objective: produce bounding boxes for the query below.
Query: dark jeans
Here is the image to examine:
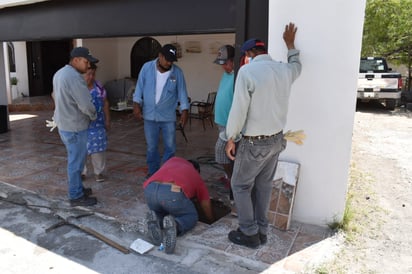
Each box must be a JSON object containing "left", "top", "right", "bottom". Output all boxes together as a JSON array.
[{"left": 144, "top": 182, "right": 198, "bottom": 235}]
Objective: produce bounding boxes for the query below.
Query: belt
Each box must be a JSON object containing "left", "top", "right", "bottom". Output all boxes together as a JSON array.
[
  {"left": 243, "top": 131, "right": 282, "bottom": 141},
  {"left": 153, "top": 181, "right": 182, "bottom": 192}
]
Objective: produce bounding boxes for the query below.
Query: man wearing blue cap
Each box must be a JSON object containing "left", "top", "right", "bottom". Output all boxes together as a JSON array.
[
  {"left": 53, "top": 47, "right": 99, "bottom": 207},
  {"left": 225, "top": 23, "right": 302, "bottom": 248}
]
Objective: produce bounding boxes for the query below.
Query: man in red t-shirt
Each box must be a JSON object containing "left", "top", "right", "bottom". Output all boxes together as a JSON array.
[{"left": 143, "top": 156, "right": 214, "bottom": 254}]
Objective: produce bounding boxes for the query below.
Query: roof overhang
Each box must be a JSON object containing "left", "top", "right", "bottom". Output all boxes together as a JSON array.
[{"left": 0, "top": 0, "right": 50, "bottom": 9}]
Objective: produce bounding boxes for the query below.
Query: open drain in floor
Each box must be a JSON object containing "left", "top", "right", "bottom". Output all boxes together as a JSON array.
[{"left": 193, "top": 198, "right": 231, "bottom": 225}]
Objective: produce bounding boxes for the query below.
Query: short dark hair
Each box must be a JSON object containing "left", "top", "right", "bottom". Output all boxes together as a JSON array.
[{"left": 187, "top": 159, "right": 200, "bottom": 173}]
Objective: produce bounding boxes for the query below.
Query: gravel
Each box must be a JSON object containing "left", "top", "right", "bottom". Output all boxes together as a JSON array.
[{"left": 315, "top": 102, "right": 412, "bottom": 273}]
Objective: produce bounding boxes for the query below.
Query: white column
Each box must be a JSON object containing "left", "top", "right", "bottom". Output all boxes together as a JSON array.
[
  {"left": 269, "top": 0, "right": 367, "bottom": 226},
  {"left": 2, "top": 42, "right": 12, "bottom": 104}
]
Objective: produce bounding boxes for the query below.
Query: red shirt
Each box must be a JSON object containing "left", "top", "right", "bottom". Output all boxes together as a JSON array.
[{"left": 143, "top": 157, "right": 210, "bottom": 202}]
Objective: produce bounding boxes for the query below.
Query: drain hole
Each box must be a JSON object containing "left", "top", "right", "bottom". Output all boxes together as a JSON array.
[{"left": 193, "top": 198, "right": 231, "bottom": 225}]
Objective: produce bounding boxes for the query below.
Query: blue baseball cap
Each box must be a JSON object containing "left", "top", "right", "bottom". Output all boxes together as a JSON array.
[
  {"left": 70, "top": 47, "right": 99, "bottom": 63},
  {"left": 241, "top": 39, "right": 266, "bottom": 53}
]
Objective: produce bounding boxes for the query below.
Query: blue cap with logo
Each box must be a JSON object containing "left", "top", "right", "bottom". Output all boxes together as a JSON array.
[{"left": 160, "top": 44, "right": 178, "bottom": 62}]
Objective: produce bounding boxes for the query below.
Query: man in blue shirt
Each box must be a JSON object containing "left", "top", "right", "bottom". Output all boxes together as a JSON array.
[
  {"left": 213, "top": 45, "right": 235, "bottom": 204},
  {"left": 133, "top": 44, "right": 190, "bottom": 177}
]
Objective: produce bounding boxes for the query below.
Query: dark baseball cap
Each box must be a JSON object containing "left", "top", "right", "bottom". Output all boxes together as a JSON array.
[
  {"left": 70, "top": 47, "right": 99, "bottom": 63},
  {"left": 241, "top": 39, "right": 266, "bottom": 53},
  {"left": 214, "top": 45, "right": 235, "bottom": 65},
  {"left": 160, "top": 44, "right": 178, "bottom": 62}
]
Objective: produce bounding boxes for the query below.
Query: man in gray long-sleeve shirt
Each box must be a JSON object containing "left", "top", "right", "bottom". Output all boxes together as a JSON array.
[
  {"left": 53, "top": 47, "right": 99, "bottom": 207},
  {"left": 225, "top": 23, "right": 302, "bottom": 248}
]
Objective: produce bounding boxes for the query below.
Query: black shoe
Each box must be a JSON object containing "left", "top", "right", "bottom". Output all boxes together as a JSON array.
[
  {"left": 70, "top": 195, "right": 97, "bottom": 207},
  {"left": 83, "top": 187, "right": 92, "bottom": 196},
  {"left": 228, "top": 229, "right": 260, "bottom": 248},
  {"left": 259, "top": 233, "right": 267, "bottom": 245}
]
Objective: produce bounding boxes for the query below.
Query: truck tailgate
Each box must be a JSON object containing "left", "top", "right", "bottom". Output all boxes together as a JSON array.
[{"left": 358, "top": 74, "right": 399, "bottom": 91}]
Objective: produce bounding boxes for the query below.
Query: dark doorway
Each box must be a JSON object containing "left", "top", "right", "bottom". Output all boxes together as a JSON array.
[
  {"left": 26, "top": 40, "right": 72, "bottom": 97},
  {"left": 130, "top": 37, "right": 161, "bottom": 79}
]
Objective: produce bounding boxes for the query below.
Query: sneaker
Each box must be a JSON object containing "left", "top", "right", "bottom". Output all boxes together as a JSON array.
[
  {"left": 259, "top": 233, "right": 267, "bottom": 245},
  {"left": 70, "top": 195, "right": 97, "bottom": 207},
  {"left": 95, "top": 174, "right": 105, "bottom": 182},
  {"left": 228, "top": 229, "right": 260, "bottom": 248},
  {"left": 163, "top": 215, "right": 177, "bottom": 254},
  {"left": 83, "top": 187, "right": 92, "bottom": 196},
  {"left": 146, "top": 210, "right": 162, "bottom": 246}
]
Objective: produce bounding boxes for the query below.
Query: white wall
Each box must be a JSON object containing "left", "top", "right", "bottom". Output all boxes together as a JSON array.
[
  {"left": 83, "top": 33, "right": 235, "bottom": 102},
  {"left": 13, "top": 42, "right": 29, "bottom": 97},
  {"left": 269, "top": 0, "right": 366, "bottom": 225},
  {"left": 2, "top": 42, "right": 29, "bottom": 102},
  {"left": 0, "top": 43, "right": 9, "bottom": 105}
]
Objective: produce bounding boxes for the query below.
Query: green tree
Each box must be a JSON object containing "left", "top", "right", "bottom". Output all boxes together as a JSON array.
[{"left": 362, "top": 0, "right": 412, "bottom": 90}]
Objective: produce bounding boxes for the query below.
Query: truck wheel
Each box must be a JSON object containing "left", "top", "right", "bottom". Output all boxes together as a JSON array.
[{"left": 385, "top": 99, "right": 396, "bottom": 110}]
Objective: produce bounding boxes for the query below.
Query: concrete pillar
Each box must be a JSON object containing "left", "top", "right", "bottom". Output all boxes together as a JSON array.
[
  {"left": 0, "top": 43, "right": 10, "bottom": 132},
  {"left": 269, "top": 0, "right": 366, "bottom": 226}
]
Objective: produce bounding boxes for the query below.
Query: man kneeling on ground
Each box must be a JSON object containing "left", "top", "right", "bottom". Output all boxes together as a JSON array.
[{"left": 143, "top": 156, "right": 214, "bottom": 254}]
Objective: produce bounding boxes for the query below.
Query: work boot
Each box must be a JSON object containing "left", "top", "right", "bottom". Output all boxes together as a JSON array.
[
  {"left": 70, "top": 195, "right": 97, "bottom": 207},
  {"left": 83, "top": 187, "right": 92, "bottom": 196},
  {"left": 228, "top": 229, "right": 260, "bottom": 248},
  {"left": 259, "top": 233, "right": 267, "bottom": 245},
  {"left": 163, "top": 215, "right": 177, "bottom": 254},
  {"left": 146, "top": 210, "right": 162, "bottom": 246}
]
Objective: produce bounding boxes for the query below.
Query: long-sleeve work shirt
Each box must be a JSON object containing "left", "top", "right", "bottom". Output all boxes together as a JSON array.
[
  {"left": 133, "top": 59, "right": 190, "bottom": 122},
  {"left": 53, "top": 65, "right": 96, "bottom": 132},
  {"left": 226, "top": 49, "right": 301, "bottom": 140}
]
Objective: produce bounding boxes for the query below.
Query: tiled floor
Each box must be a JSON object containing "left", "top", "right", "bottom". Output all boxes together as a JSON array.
[{"left": 0, "top": 98, "right": 333, "bottom": 269}]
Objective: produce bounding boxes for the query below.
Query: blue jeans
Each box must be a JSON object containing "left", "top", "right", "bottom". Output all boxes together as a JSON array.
[
  {"left": 58, "top": 129, "right": 88, "bottom": 200},
  {"left": 144, "top": 120, "right": 176, "bottom": 176},
  {"left": 231, "top": 132, "right": 286, "bottom": 236},
  {"left": 144, "top": 182, "right": 198, "bottom": 235}
]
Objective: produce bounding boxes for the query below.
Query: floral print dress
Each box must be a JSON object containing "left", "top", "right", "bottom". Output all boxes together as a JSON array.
[{"left": 87, "top": 82, "right": 107, "bottom": 154}]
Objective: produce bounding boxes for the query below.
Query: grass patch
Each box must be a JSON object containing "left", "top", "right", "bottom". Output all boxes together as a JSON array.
[{"left": 311, "top": 162, "right": 381, "bottom": 273}]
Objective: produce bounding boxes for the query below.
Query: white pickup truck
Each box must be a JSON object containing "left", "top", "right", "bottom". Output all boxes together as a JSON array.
[{"left": 357, "top": 57, "right": 403, "bottom": 110}]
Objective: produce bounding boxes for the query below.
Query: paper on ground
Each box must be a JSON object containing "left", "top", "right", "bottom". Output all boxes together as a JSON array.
[{"left": 130, "top": 238, "right": 154, "bottom": 254}]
